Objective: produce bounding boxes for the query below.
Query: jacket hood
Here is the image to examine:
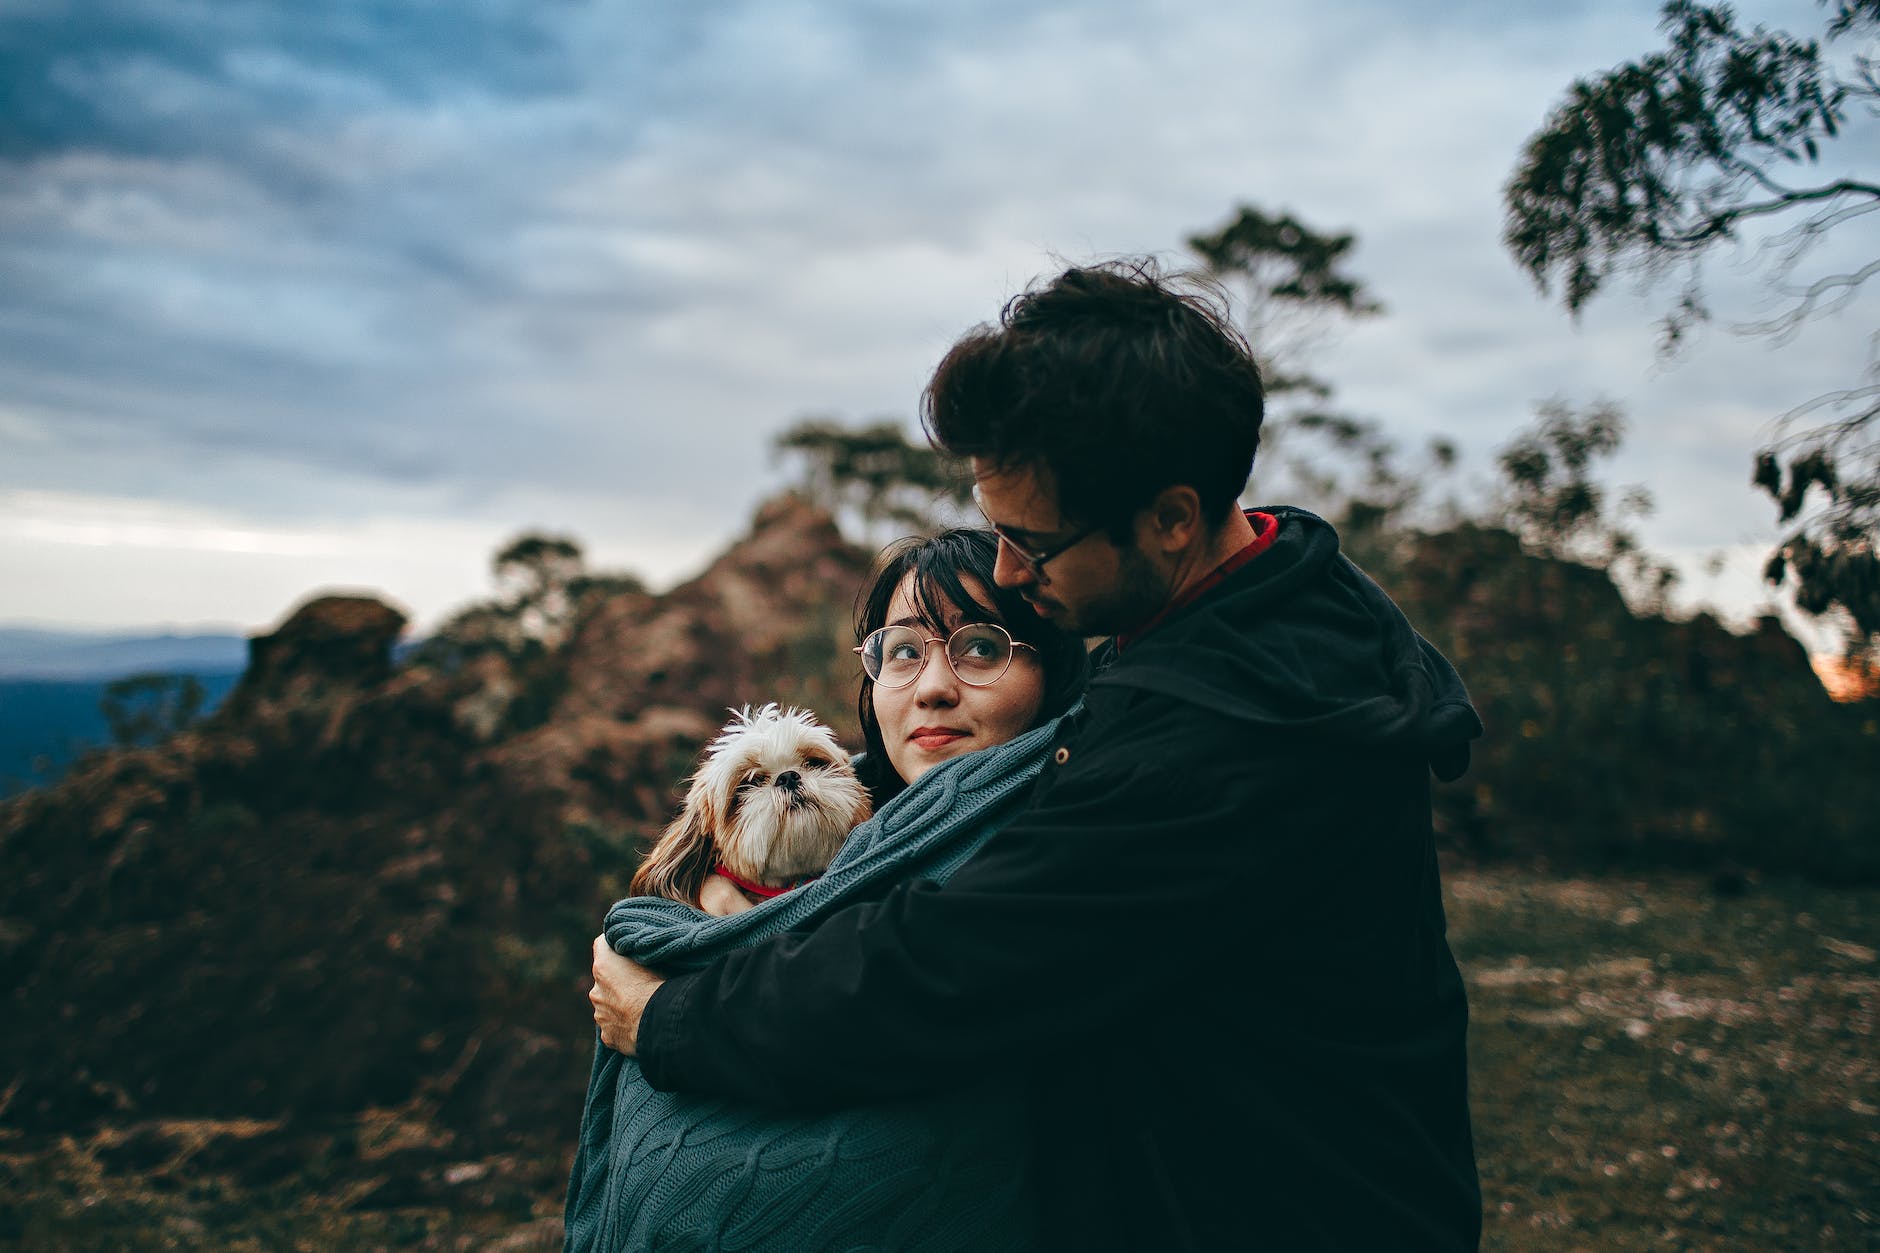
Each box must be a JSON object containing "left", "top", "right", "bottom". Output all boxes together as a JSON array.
[{"left": 1092, "top": 508, "right": 1482, "bottom": 781}]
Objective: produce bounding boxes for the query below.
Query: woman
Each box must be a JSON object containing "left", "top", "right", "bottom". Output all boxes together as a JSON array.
[
  {"left": 698, "top": 528, "right": 1088, "bottom": 914},
  {"left": 852, "top": 526, "right": 1088, "bottom": 800},
  {"left": 565, "top": 529, "right": 1087, "bottom": 1253}
]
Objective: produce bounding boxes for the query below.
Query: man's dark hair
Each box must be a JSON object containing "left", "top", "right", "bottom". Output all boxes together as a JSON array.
[{"left": 921, "top": 258, "right": 1265, "bottom": 536}]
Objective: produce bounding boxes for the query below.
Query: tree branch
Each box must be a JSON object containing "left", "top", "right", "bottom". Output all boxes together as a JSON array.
[
  {"left": 1678, "top": 178, "right": 1880, "bottom": 245},
  {"left": 1740, "top": 257, "right": 1880, "bottom": 337},
  {"left": 1782, "top": 381, "right": 1880, "bottom": 423}
]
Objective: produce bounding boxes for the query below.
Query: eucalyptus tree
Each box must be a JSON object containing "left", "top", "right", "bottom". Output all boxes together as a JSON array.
[
  {"left": 1505, "top": 0, "right": 1879, "bottom": 651},
  {"left": 772, "top": 417, "right": 973, "bottom": 541},
  {"left": 1189, "top": 204, "right": 1456, "bottom": 540}
]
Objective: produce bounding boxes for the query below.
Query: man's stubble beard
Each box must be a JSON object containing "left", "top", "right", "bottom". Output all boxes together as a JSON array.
[{"left": 1036, "top": 543, "right": 1169, "bottom": 639}]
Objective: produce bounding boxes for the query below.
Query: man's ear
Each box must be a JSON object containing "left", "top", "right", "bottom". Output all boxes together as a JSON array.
[{"left": 1141, "top": 485, "right": 1204, "bottom": 554}]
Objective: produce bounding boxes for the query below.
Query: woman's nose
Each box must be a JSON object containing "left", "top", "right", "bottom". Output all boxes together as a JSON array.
[{"left": 912, "top": 645, "right": 960, "bottom": 704}]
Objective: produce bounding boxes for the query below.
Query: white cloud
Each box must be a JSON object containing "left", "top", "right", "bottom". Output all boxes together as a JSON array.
[
  {"left": 0, "top": 0, "right": 1869, "bottom": 637},
  {"left": 0, "top": 488, "right": 726, "bottom": 631},
  {"left": 0, "top": 490, "right": 347, "bottom": 555}
]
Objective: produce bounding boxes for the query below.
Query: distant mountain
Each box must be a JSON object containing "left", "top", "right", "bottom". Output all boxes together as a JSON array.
[
  {"left": 0, "top": 628, "right": 251, "bottom": 795},
  {"left": 0, "top": 673, "right": 245, "bottom": 795},
  {"left": 0, "top": 627, "right": 249, "bottom": 680}
]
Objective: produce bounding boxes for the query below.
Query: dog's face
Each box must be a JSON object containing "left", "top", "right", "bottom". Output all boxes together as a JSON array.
[{"left": 630, "top": 704, "right": 872, "bottom": 904}]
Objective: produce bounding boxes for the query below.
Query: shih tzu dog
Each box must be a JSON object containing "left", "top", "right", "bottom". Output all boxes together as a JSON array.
[{"left": 630, "top": 704, "right": 872, "bottom": 907}]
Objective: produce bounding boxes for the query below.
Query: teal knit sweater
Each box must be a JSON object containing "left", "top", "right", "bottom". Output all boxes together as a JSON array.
[{"left": 562, "top": 714, "right": 1068, "bottom": 1252}]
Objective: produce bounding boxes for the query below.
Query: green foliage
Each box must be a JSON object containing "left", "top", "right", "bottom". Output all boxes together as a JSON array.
[
  {"left": 1492, "top": 399, "right": 1677, "bottom": 608},
  {"left": 1177, "top": 372, "right": 1872, "bottom": 880},
  {"left": 99, "top": 672, "right": 207, "bottom": 748},
  {"left": 1504, "top": 0, "right": 1880, "bottom": 655},
  {"left": 411, "top": 533, "right": 648, "bottom": 740},
  {"left": 1504, "top": 1, "right": 1853, "bottom": 321},
  {"left": 1395, "top": 524, "right": 1880, "bottom": 882},
  {"left": 1186, "top": 203, "right": 1397, "bottom": 518},
  {"left": 423, "top": 534, "right": 643, "bottom": 660},
  {"left": 487, "top": 932, "right": 574, "bottom": 990},
  {"left": 773, "top": 416, "right": 973, "bottom": 540},
  {"left": 1496, "top": 401, "right": 1626, "bottom": 545},
  {"left": 493, "top": 533, "right": 583, "bottom": 612},
  {"left": 1757, "top": 443, "right": 1880, "bottom": 645},
  {"left": 1186, "top": 204, "right": 1382, "bottom": 399}
]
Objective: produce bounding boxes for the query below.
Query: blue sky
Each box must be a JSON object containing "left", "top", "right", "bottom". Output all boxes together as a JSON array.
[{"left": 0, "top": 0, "right": 1869, "bottom": 645}]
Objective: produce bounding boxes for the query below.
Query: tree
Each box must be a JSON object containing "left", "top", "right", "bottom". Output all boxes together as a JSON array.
[
  {"left": 493, "top": 533, "right": 584, "bottom": 612},
  {"left": 101, "top": 672, "right": 207, "bottom": 748},
  {"left": 1491, "top": 399, "right": 1678, "bottom": 608},
  {"left": 1187, "top": 204, "right": 1461, "bottom": 538},
  {"left": 773, "top": 417, "right": 974, "bottom": 540},
  {"left": 1504, "top": 0, "right": 1880, "bottom": 653},
  {"left": 428, "top": 532, "right": 644, "bottom": 663},
  {"left": 490, "top": 532, "right": 596, "bottom": 650},
  {"left": 1187, "top": 205, "right": 1383, "bottom": 401}
]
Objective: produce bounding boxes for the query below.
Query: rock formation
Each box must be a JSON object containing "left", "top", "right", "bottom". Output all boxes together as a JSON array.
[{"left": 0, "top": 495, "right": 871, "bottom": 1139}]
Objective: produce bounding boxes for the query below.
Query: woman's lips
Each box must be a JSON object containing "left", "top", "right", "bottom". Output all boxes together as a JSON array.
[{"left": 909, "top": 728, "right": 969, "bottom": 751}]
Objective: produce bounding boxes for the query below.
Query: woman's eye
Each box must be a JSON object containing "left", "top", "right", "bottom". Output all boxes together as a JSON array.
[
  {"left": 886, "top": 643, "right": 922, "bottom": 661},
  {"left": 955, "top": 631, "right": 1006, "bottom": 660}
]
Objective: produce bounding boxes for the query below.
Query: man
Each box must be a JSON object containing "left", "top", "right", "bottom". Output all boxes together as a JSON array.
[{"left": 592, "top": 260, "right": 1483, "bottom": 1249}]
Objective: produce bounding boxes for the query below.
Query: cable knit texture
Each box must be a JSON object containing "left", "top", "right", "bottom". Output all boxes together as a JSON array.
[{"left": 562, "top": 713, "right": 1071, "bottom": 1252}]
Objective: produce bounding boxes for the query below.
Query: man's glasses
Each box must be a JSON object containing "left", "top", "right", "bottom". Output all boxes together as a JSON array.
[
  {"left": 855, "top": 622, "right": 1038, "bottom": 689},
  {"left": 987, "top": 521, "right": 1099, "bottom": 586},
  {"left": 972, "top": 484, "right": 1099, "bottom": 586}
]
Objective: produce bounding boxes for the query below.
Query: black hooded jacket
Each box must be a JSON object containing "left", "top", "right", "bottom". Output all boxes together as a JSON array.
[{"left": 639, "top": 508, "right": 1484, "bottom": 1250}]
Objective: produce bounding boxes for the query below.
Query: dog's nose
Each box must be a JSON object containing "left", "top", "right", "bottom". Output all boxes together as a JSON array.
[{"left": 774, "top": 771, "right": 802, "bottom": 792}]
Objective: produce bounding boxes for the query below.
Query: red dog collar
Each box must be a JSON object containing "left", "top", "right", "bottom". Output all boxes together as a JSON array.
[{"left": 714, "top": 864, "right": 818, "bottom": 900}]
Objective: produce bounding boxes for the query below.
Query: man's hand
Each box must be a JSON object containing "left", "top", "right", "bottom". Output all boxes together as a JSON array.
[{"left": 590, "top": 935, "right": 665, "bottom": 1055}]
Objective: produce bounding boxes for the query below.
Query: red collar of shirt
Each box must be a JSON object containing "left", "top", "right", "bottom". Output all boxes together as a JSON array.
[{"left": 1115, "top": 510, "right": 1279, "bottom": 651}]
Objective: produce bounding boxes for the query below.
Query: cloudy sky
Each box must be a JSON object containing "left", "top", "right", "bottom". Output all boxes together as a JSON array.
[{"left": 1, "top": 0, "right": 1870, "bottom": 645}]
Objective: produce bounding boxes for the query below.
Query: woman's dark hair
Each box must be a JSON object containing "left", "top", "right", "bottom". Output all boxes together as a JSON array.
[
  {"left": 922, "top": 257, "right": 1264, "bottom": 541},
  {"left": 854, "top": 528, "right": 1089, "bottom": 807}
]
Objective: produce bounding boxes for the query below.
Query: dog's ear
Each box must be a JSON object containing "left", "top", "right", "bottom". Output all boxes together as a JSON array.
[{"left": 629, "top": 783, "right": 723, "bottom": 906}]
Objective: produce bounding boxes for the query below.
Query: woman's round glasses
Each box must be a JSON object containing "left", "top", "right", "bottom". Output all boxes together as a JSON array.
[{"left": 855, "top": 622, "right": 1038, "bottom": 689}]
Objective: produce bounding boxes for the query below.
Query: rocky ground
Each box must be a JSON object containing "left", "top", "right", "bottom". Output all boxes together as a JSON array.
[
  {"left": 3, "top": 866, "right": 1873, "bottom": 1251},
  {"left": 1454, "top": 868, "right": 1877, "bottom": 1250}
]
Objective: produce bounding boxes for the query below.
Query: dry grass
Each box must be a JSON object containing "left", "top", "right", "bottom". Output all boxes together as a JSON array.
[
  {"left": 1450, "top": 868, "right": 1878, "bottom": 1250},
  {"left": 0, "top": 1108, "right": 570, "bottom": 1251}
]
